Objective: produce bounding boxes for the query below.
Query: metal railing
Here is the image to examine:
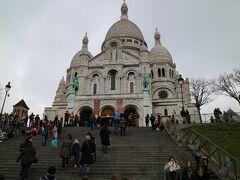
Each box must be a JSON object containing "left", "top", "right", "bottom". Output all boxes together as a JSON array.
[{"left": 166, "top": 121, "right": 240, "bottom": 180}]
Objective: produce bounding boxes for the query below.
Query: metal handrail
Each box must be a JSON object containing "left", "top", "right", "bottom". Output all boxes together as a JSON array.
[{"left": 188, "top": 128, "right": 240, "bottom": 163}]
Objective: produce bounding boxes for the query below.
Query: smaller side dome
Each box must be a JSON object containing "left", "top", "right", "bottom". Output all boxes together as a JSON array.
[
  {"left": 71, "top": 33, "right": 93, "bottom": 67},
  {"left": 150, "top": 29, "right": 172, "bottom": 63}
]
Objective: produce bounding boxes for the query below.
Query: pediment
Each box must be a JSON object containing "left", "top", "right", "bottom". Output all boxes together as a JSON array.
[
  {"left": 122, "top": 50, "right": 140, "bottom": 63},
  {"left": 88, "top": 52, "right": 105, "bottom": 66}
]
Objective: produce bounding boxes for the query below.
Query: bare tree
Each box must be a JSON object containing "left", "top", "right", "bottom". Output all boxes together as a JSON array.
[
  {"left": 190, "top": 78, "right": 215, "bottom": 123},
  {"left": 214, "top": 68, "right": 240, "bottom": 107}
]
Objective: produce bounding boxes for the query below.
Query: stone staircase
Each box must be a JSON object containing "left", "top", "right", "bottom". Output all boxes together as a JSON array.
[{"left": 0, "top": 127, "right": 196, "bottom": 180}]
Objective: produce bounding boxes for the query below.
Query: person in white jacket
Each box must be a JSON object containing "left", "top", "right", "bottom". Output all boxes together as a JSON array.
[{"left": 164, "top": 156, "right": 181, "bottom": 180}]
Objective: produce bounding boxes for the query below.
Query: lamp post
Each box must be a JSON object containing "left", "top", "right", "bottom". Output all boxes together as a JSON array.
[
  {"left": 178, "top": 75, "right": 184, "bottom": 110},
  {"left": 0, "top": 82, "right": 11, "bottom": 124}
]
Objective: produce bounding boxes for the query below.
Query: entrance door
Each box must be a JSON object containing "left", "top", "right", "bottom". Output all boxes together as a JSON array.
[
  {"left": 101, "top": 107, "right": 115, "bottom": 126},
  {"left": 80, "top": 108, "right": 92, "bottom": 127},
  {"left": 124, "top": 107, "right": 138, "bottom": 126}
]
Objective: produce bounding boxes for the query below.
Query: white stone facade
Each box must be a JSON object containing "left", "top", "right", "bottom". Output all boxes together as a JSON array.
[{"left": 44, "top": 2, "right": 198, "bottom": 125}]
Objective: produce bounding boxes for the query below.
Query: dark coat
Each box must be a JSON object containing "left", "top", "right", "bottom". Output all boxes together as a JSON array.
[
  {"left": 100, "top": 127, "right": 111, "bottom": 146},
  {"left": 17, "top": 141, "right": 36, "bottom": 167},
  {"left": 60, "top": 139, "right": 72, "bottom": 158},
  {"left": 181, "top": 168, "right": 198, "bottom": 180},
  {"left": 80, "top": 140, "right": 94, "bottom": 165},
  {"left": 72, "top": 143, "right": 81, "bottom": 157}
]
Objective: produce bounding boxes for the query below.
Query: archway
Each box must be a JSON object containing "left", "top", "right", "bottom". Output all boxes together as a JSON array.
[
  {"left": 80, "top": 107, "right": 93, "bottom": 127},
  {"left": 124, "top": 105, "right": 139, "bottom": 126},
  {"left": 100, "top": 106, "right": 115, "bottom": 126},
  {"left": 101, "top": 106, "right": 115, "bottom": 117}
]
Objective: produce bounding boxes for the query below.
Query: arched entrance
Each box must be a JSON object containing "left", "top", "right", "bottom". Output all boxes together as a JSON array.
[
  {"left": 80, "top": 107, "right": 93, "bottom": 127},
  {"left": 124, "top": 105, "right": 139, "bottom": 126},
  {"left": 100, "top": 106, "right": 115, "bottom": 126}
]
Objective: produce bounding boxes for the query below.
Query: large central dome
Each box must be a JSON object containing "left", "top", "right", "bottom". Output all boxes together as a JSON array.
[
  {"left": 104, "top": 1, "right": 145, "bottom": 44},
  {"left": 105, "top": 18, "right": 145, "bottom": 42}
]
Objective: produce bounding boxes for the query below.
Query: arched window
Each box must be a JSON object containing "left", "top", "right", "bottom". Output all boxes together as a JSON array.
[
  {"left": 158, "top": 68, "right": 161, "bottom": 77},
  {"left": 111, "top": 43, "right": 117, "bottom": 61},
  {"left": 162, "top": 68, "right": 165, "bottom": 77},
  {"left": 92, "top": 74, "right": 99, "bottom": 81},
  {"left": 130, "top": 82, "right": 134, "bottom": 93},
  {"left": 164, "top": 109, "right": 168, "bottom": 116},
  {"left": 109, "top": 70, "right": 117, "bottom": 90},
  {"left": 93, "top": 84, "right": 97, "bottom": 95},
  {"left": 151, "top": 70, "right": 154, "bottom": 79},
  {"left": 172, "top": 71, "right": 174, "bottom": 78},
  {"left": 169, "top": 69, "right": 171, "bottom": 78},
  {"left": 128, "top": 72, "right": 135, "bottom": 80}
]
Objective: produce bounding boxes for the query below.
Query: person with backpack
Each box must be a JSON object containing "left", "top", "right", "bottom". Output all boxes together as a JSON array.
[{"left": 17, "top": 135, "right": 38, "bottom": 180}]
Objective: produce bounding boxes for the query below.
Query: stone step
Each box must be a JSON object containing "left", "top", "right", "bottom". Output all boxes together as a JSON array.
[{"left": 0, "top": 127, "right": 200, "bottom": 179}]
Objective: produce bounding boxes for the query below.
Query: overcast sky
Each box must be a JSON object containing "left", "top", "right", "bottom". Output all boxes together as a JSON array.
[{"left": 0, "top": 0, "right": 239, "bottom": 118}]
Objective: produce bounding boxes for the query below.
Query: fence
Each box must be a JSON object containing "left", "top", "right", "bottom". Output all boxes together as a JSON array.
[{"left": 166, "top": 121, "right": 240, "bottom": 180}]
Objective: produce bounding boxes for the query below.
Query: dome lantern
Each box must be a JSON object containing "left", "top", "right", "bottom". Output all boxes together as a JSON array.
[
  {"left": 82, "top": 32, "right": 89, "bottom": 49},
  {"left": 121, "top": 0, "right": 128, "bottom": 19},
  {"left": 154, "top": 28, "right": 161, "bottom": 46}
]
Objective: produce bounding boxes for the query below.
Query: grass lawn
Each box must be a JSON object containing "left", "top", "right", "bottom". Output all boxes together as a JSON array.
[{"left": 185, "top": 123, "right": 240, "bottom": 160}]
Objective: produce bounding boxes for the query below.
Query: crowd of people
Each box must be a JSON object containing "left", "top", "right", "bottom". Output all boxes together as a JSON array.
[
  {"left": 164, "top": 156, "right": 210, "bottom": 180},
  {"left": 145, "top": 113, "right": 165, "bottom": 131},
  {"left": 0, "top": 110, "right": 217, "bottom": 179}
]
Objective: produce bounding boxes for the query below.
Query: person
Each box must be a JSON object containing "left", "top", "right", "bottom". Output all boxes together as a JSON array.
[
  {"left": 41, "top": 123, "right": 48, "bottom": 146},
  {"left": 64, "top": 111, "right": 70, "bottom": 127},
  {"left": 197, "top": 156, "right": 209, "bottom": 180},
  {"left": 145, "top": 114, "right": 150, "bottom": 127},
  {"left": 113, "top": 112, "right": 120, "bottom": 134},
  {"left": 89, "top": 112, "right": 96, "bottom": 130},
  {"left": 74, "top": 114, "right": 80, "bottom": 127},
  {"left": 181, "top": 108, "right": 187, "bottom": 124},
  {"left": 150, "top": 114, "right": 156, "bottom": 131},
  {"left": 181, "top": 161, "right": 198, "bottom": 180},
  {"left": 72, "top": 139, "right": 81, "bottom": 168},
  {"left": 29, "top": 113, "right": 35, "bottom": 127},
  {"left": 214, "top": 108, "right": 222, "bottom": 123},
  {"left": 72, "top": 72, "right": 79, "bottom": 93},
  {"left": 163, "top": 156, "right": 181, "bottom": 180},
  {"left": 80, "top": 134, "right": 95, "bottom": 176},
  {"left": 159, "top": 121, "right": 165, "bottom": 132},
  {"left": 100, "top": 124, "right": 111, "bottom": 153},
  {"left": 210, "top": 116, "right": 214, "bottom": 123},
  {"left": 60, "top": 134, "right": 73, "bottom": 169},
  {"left": 86, "top": 132, "right": 96, "bottom": 162},
  {"left": 119, "top": 119, "right": 126, "bottom": 136},
  {"left": 127, "top": 113, "right": 133, "bottom": 126},
  {"left": 39, "top": 166, "right": 56, "bottom": 180},
  {"left": 185, "top": 110, "right": 191, "bottom": 124},
  {"left": 17, "top": 135, "right": 38, "bottom": 180}
]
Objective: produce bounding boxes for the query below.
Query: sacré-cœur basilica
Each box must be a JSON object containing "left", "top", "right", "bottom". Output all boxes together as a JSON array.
[{"left": 44, "top": 1, "right": 198, "bottom": 126}]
